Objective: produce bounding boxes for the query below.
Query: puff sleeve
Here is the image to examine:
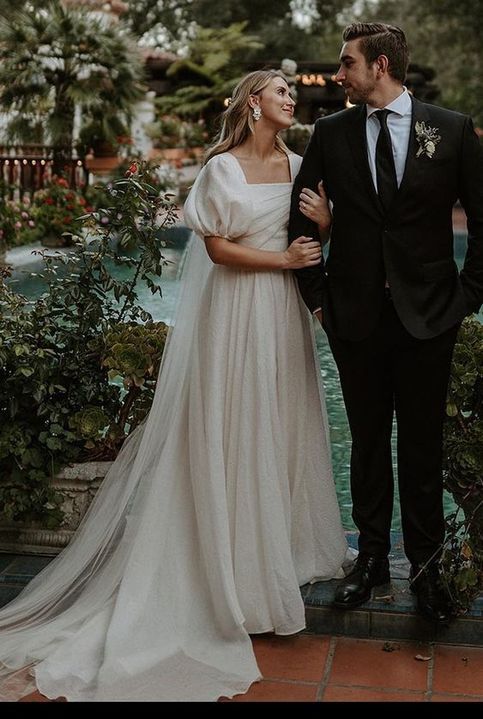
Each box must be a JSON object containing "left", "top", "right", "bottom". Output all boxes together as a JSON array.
[{"left": 183, "top": 154, "right": 251, "bottom": 241}]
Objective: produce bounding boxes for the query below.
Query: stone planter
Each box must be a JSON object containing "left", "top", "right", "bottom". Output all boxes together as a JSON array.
[
  {"left": 85, "top": 154, "right": 121, "bottom": 176},
  {"left": 0, "top": 461, "right": 112, "bottom": 556},
  {"left": 148, "top": 147, "right": 186, "bottom": 165}
]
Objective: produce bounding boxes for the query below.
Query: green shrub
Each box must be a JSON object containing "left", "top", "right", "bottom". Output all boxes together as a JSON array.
[
  {"left": 442, "top": 316, "right": 483, "bottom": 610},
  {"left": 0, "top": 162, "right": 177, "bottom": 526}
]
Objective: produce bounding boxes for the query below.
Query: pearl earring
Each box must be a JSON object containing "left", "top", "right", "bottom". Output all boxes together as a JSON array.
[{"left": 252, "top": 106, "right": 262, "bottom": 121}]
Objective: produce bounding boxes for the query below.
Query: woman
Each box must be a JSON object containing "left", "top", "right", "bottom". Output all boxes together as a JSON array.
[{"left": 0, "top": 71, "right": 351, "bottom": 702}]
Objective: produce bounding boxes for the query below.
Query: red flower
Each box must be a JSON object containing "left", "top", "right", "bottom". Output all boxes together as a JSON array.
[
  {"left": 44, "top": 197, "right": 54, "bottom": 205},
  {"left": 63, "top": 216, "right": 73, "bottom": 224},
  {"left": 125, "top": 162, "right": 138, "bottom": 177}
]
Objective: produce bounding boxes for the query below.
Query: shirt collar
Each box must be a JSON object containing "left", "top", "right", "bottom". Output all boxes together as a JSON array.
[{"left": 366, "top": 87, "right": 412, "bottom": 118}]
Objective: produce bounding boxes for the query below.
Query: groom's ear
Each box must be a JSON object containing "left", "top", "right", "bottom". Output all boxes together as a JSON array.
[{"left": 375, "top": 54, "right": 390, "bottom": 77}]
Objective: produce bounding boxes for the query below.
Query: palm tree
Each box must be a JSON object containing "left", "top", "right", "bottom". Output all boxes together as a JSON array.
[{"left": 0, "top": 1, "right": 145, "bottom": 173}]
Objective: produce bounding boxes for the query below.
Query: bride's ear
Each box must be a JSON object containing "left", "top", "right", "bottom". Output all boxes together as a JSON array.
[{"left": 248, "top": 94, "right": 260, "bottom": 110}]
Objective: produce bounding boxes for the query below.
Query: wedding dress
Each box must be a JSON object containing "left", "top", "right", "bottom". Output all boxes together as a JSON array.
[{"left": 0, "top": 152, "right": 352, "bottom": 702}]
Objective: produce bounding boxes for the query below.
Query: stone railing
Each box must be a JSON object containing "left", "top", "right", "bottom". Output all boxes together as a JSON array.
[{"left": 0, "top": 144, "right": 88, "bottom": 200}]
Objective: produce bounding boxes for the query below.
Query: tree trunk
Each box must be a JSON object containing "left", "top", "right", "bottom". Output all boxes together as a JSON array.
[{"left": 52, "top": 85, "right": 75, "bottom": 177}]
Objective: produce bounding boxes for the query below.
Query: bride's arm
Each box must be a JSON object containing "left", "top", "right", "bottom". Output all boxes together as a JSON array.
[{"left": 204, "top": 235, "right": 322, "bottom": 271}]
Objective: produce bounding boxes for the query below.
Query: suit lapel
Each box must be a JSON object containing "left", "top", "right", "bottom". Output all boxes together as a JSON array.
[
  {"left": 396, "top": 96, "right": 431, "bottom": 202},
  {"left": 346, "top": 105, "right": 383, "bottom": 214}
]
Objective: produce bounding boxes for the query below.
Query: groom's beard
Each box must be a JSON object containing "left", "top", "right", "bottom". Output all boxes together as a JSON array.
[{"left": 344, "top": 82, "right": 376, "bottom": 106}]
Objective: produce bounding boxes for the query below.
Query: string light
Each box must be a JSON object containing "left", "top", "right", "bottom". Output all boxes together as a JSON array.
[{"left": 299, "top": 73, "right": 327, "bottom": 86}]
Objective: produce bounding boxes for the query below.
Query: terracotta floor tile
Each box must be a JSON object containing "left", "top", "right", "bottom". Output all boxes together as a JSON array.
[
  {"left": 230, "top": 680, "right": 318, "bottom": 702},
  {"left": 323, "top": 685, "right": 425, "bottom": 702},
  {"left": 433, "top": 645, "right": 483, "bottom": 696},
  {"left": 252, "top": 633, "right": 330, "bottom": 681},
  {"left": 431, "top": 693, "right": 483, "bottom": 702},
  {"left": 329, "top": 638, "right": 429, "bottom": 691},
  {"left": 18, "top": 690, "right": 66, "bottom": 702}
]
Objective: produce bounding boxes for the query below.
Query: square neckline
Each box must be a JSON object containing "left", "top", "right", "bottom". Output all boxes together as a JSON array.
[{"left": 225, "top": 151, "right": 294, "bottom": 186}]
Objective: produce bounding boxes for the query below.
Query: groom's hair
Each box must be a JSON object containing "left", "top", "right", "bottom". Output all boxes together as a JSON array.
[{"left": 342, "top": 22, "right": 409, "bottom": 82}]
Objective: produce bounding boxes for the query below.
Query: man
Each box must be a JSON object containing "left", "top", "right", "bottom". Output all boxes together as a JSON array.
[{"left": 288, "top": 22, "right": 483, "bottom": 623}]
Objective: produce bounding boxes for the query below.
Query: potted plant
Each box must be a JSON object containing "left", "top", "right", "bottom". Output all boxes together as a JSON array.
[
  {"left": 0, "top": 162, "right": 179, "bottom": 553},
  {"left": 79, "top": 113, "right": 136, "bottom": 174},
  {"left": 145, "top": 115, "right": 186, "bottom": 163}
]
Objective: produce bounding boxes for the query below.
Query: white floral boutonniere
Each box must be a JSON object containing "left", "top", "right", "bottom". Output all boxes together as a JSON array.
[{"left": 415, "top": 121, "right": 441, "bottom": 159}]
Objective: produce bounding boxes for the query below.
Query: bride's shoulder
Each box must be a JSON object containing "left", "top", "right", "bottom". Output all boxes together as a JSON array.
[
  {"left": 205, "top": 152, "right": 233, "bottom": 166},
  {"left": 288, "top": 152, "right": 303, "bottom": 172},
  {"left": 202, "top": 152, "right": 235, "bottom": 175}
]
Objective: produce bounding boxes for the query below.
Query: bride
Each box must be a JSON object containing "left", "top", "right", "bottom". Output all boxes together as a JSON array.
[{"left": 0, "top": 70, "right": 352, "bottom": 702}]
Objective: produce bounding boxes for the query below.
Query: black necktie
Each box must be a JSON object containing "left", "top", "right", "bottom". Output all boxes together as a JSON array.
[{"left": 374, "top": 109, "right": 398, "bottom": 212}]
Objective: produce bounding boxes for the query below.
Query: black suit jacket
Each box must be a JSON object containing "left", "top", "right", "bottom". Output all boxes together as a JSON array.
[{"left": 288, "top": 96, "right": 483, "bottom": 340}]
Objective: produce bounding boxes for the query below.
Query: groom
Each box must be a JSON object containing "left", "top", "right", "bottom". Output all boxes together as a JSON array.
[{"left": 288, "top": 22, "right": 483, "bottom": 623}]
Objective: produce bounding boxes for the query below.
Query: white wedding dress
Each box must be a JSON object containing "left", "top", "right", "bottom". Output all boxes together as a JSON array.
[{"left": 0, "top": 152, "right": 352, "bottom": 702}]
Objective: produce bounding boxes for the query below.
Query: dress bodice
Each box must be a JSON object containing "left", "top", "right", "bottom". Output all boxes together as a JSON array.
[{"left": 183, "top": 152, "right": 302, "bottom": 251}]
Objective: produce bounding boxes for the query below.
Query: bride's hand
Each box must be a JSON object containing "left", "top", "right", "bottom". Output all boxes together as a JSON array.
[
  {"left": 299, "top": 181, "right": 331, "bottom": 230},
  {"left": 283, "top": 236, "right": 322, "bottom": 269}
]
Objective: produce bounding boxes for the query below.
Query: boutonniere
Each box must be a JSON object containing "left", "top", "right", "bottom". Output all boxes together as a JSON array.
[{"left": 415, "top": 121, "right": 441, "bottom": 159}]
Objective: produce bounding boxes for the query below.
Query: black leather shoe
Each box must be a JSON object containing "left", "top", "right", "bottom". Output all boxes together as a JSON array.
[
  {"left": 333, "top": 554, "right": 390, "bottom": 609},
  {"left": 410, "top": 563, "right": 453, "bottom": 624}
]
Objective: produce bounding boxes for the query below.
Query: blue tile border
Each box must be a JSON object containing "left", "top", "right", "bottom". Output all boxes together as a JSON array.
[
  {"left": 303, "top": 531, "right": 482, "bottom": 645},
  {"left": 0, "top": 530, "right": 481, "bottom": 645}
]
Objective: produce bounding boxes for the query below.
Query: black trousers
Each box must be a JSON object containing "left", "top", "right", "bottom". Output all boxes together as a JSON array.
[{"left": 326, "top": 294, "right": 459, "bottom": 565}]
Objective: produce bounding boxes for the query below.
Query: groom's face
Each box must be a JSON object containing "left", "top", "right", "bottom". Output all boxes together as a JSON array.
[{"left": 335, "top": 39, "right": 378, "bottom": 105}]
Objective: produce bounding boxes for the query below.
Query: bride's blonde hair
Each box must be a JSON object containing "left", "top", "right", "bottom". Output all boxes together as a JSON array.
[{"left": 204, "top": 70, "right": 291, "bottom": 164}]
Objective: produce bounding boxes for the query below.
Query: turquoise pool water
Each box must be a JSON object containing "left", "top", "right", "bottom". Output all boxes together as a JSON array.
[{"left": 6, "top": 231, "right": 476, "bottom": 531}]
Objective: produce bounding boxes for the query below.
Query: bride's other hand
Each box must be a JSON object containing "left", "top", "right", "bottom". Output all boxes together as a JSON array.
[
  {"left": 284, "top": 236, "right": 322, "bottom": 269},
  {"left": 299, "top": 181, "right": 331, "bottom": 230}
]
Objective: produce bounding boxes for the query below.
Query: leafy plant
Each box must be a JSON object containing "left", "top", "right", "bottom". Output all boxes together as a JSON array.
[
  {"left": 145, "top": 115, "right": 208, "bottom": 150},
  {"left": 30, "top": 176, "right": 92, "bottom": 246},
  {"left": 156, "top": 22, "right": 262, "bottom": 129},
  {"left": 0, "top": 196, "right": 37, "bottom": 250},
  {"left": 0, "top": 161, "right": 178, "bottom": 526},
  {"left": 441, "top": 316, "right": 483, "bottom": 611}
]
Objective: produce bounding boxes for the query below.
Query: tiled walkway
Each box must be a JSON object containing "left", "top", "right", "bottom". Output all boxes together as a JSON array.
[
  {"left": 18, "top": 634, "right": 483, "bottom": 702},
  {"left": 223, "top": 634, "right": 483, "bottom": 702},
  {"left": 1, "top": 543, "right": 482, "bottom": 702}
]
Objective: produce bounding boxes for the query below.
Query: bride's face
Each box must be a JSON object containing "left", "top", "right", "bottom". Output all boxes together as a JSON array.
[{"left": 251, "top": 78, "right": 295, "bottom": 130}]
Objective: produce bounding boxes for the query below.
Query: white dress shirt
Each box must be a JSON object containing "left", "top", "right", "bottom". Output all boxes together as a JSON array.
[{"left": 366, "top": 87, "right": 412, "bottom": 190}]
